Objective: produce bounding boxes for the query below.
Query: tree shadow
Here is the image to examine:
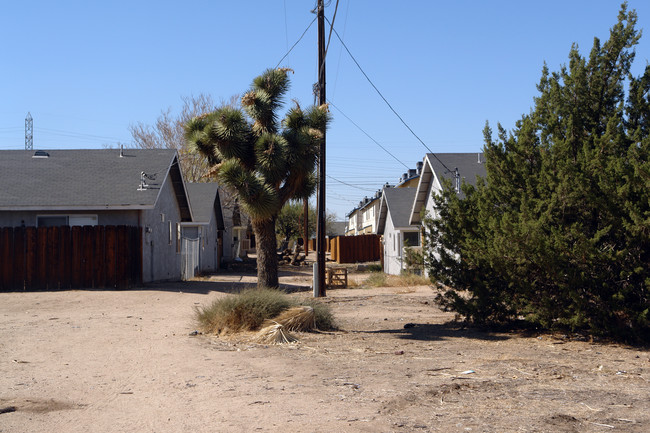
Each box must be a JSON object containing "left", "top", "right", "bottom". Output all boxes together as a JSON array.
[
  {"left": 364, "top": 322, "right": 512, "bottom": 342},
  {"left": 140, "top": 278, "right": 312, "bottom": 295}
]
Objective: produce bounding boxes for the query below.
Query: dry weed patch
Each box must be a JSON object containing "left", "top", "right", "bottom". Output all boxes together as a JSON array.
[{"left": 195, "top": 288, "right": 335, "bottom": 339}]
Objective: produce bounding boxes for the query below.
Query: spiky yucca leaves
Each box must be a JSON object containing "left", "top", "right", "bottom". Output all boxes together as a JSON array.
[
  {"left": 185, "top": 113, "right": 221, "bottom": 165},
  {"left": 184, "top": 68, "right": 330, "bottom": 288},
  {"left": 218, "top": 159, "right": 279, "bottom": 220},
  {"left": 255, "top": 133, "right": 289, "bottom": 186}
]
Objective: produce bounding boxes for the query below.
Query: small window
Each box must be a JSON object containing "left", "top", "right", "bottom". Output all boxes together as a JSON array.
[
  {"left": 168, "top": 221, "right": 173, "bottom": 245},
  {"left": 37, "top": 216, "right": 68, "bottom": 227},
  {"left": 69, "top": 215, "right": 98, "bottom": 227},
  {"left": 403, "top": 231, "right": 420, "bottom": 247}
]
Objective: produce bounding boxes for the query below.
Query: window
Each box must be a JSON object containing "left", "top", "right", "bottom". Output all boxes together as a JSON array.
[
  {"left": 69, "top": 215, "right": 98, "bottom": 226},
  {"left": 168, "top": 221, "right": 173, "bottom": 245},
  {"left": 37, "top": 216, "right": 68, "bottom": 227},
  {"left": 403, "top": 231, "right": 420, "bottom": 247},
  {"left": 37, "top": 214, "right": 98, "bottom": 227}
]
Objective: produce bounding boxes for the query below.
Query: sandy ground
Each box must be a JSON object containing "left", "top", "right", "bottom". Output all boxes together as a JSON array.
[{"left": 1, "top": 267, "right": 649, "bottom": 433}]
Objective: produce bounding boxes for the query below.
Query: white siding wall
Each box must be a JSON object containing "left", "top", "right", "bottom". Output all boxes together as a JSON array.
[
  {"left": 422, "top": 174, "right": 444, "bottom": 277},
  {"left": 141, "top": 173, "right": 182, "bottom": 283},
  {"left": 383, "top": 213, "right": 402, "bottom": 275}
]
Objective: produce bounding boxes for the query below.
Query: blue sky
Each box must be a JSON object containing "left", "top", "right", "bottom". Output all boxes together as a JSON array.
[{"left": 2, "top": 1, "right": 649, "bottom": 219}]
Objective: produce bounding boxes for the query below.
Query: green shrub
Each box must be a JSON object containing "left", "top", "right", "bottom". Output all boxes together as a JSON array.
[{"left": 425, "top": 6, "right": 650, "bottom": 342}]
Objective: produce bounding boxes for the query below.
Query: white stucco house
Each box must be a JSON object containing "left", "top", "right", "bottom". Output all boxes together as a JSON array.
[
  {"left": 409, "top": 153, "right": 487, "bottom": 276},
  {"left": 376, "top": 186, "right": 419, "bottom": 275}
]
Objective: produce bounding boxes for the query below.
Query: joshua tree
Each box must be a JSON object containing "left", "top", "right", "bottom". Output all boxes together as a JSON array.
[{"left": 185, "top": 68, "right": 329, "bottom": 288}]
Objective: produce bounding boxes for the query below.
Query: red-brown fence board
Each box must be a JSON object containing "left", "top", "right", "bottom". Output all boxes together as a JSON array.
[
  {"left": 59, "top": 226, "right": 71, "bottom": 289},
  {"left": 117, "top": 226, "right": 129, "bottom": 289},
  {"left": 331, "top": 234, "right": 381, "bottom": 264},
  {"left": 71, "top": 226, "right": 83, "bottom": 289},
  {"left": 1, "top": 228, "right": 12, "bottom": 290},
  {"left": 12, "top": 227, "right": 25, "bottom": 289},
  {"left": 0, "top": 225, "right": 141, "bottom": 291},
  {"left": 105, "top": 226, "right": 117, "bottom": 288},
  {"left": 24, "top": 228, "right": 36, "bottom": 290},
  {"left": 47, "top": 226, "right": 60, "bottom": 289},
  {"left": 94, "top": 226, "right": 105, "bottom": 288},
  {"left": 82, "top": 226, "right": 94, "bottom": 288},
  {"left": 37, "top": 227, "right": 48, "bottom": 289}
]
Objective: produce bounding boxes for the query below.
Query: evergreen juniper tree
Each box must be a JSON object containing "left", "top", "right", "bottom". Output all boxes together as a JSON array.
[{"left": 425, "top": 3, "right": 650, "bottom": 341}]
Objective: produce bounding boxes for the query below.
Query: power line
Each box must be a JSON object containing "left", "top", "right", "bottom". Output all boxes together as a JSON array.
[
  {"left": 325, "top": 17, "right": 454, "bottom": 174},
  {"left": 275, "top": 16, "right": 317, "bottom": 69},
  {"left": 35, "top": 127, "right": 127, "bottom": 142},
  {"left": 327, "top": 174, "right": 376, "bottom": 191},
  {"left": 327, "top": 99, "right": 409, "bottom": 170}
]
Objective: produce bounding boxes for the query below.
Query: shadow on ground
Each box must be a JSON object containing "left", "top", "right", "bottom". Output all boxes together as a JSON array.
[
  {"left": 143, "top": 276, "right": 312, "bottom": 295},
  {"left": 364, "top": 323, "right": 512, "bottom": 342}
]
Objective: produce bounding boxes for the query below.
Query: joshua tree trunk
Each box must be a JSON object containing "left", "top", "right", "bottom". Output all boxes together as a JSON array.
[{"left": 253, "top": 217, "right": 279, "bottom": 288}]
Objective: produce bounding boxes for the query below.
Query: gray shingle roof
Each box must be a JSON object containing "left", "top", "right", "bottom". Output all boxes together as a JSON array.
[
  {"left": 409, "top": 153, "right": 486, "bottom": 225},
  {"left": 377, "top": 187, "right": 418, "bottom": 234},
  {"left": 185, "top": 183, "right": 225, "bottom": 229},
  {"left": 426, "top": 153, "right": 486, "bottom": 188},
  {"left": 0, "top": 149, "right": 184, "bottom": 212}
]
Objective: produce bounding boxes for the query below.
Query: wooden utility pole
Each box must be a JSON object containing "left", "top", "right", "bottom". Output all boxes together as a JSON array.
[{"left": 315, "top": 0, "right": 327, "bottom": 297}]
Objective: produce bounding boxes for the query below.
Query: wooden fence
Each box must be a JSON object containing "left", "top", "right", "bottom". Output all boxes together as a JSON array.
[
  {"left": 329, "top": 234, "right": 381, "bottom": 264},
  {"left": 0, "top": 225, "right": 141, "bottom": 291}
]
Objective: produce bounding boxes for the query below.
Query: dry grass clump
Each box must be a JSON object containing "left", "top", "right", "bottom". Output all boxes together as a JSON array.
[
  {"left": 396, "top": 272, "right": 430, "bottom": 286},
  {"left": 195, "top": 288, "right": 335, "bottom": 338},
  {"left": 269, "top": 306, "right": 315, "bottom": 331},
  {"left": 364, "top": 271, "right": 388, "bottom": 287},
  {"left": 254, "top": 324, "right": 299, "bottom": 344},
  {"left": 363, "top": 272, "right": 430, "bottom": 288},
  {"left": 195, "top": 288, "right": 292, "bottom": 335},
  {"left": 254, "top": 306, "right": 316, "bottom": 345}
]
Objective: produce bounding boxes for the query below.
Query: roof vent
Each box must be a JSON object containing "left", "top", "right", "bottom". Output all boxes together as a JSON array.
[
  {"left": 416, "top": 161, "right": 423, "bottom": 174},
  {"left": 408, "top": 168, "right": 417, "bottom": 178},
  {"left": 32, "top": 150, "right": 49, "bottom": 158}
]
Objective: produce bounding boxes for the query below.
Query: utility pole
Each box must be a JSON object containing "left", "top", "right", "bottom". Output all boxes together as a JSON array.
[{"left": 315, "top": 0, "right": 327, "bottom": 297}]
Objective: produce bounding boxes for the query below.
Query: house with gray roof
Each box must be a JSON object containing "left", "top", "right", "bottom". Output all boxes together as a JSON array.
[
  {"left": 377, "top": 186, "right": 420, "bottom": 275},
  {"left": 0, "top": 148, "right": 195, "bottom": 283},
  {"left": 409, "top": 153, "right": 486, "bottom": 225},
  {"left": 408, "top": 153, "right": 486, "bottom": 277},
  {"left": 181, "top": 183, "right": 225, "bottom": 277}
]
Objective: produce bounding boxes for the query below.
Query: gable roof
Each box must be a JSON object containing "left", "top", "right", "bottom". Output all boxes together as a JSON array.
[
  {"left": 409, "top": 153, "right": 486, "bottom": 225},
  {"left": 377, "top": 187, "right": 418, "bottom": 235},
  {"left": 185, "top": 183, "right": 225, "bottom": 230},
  {"left": 0, "top": 148, "right": 192, "bottom": 221}
]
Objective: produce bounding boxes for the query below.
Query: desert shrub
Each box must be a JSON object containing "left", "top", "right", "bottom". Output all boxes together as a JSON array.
[
  {"left": 397, "top": 272, "right": 430, "bottom": 287},
  {"left": 364, "top": 272, "right": 388, "bottom": 287},
  {"left": 195, "top": 288, "right": 335, "bottom": 334},
  {"left": 299, "top": 298, "right": 336, "bottom": 330},
  {"left": 366, "top": 264, "right": 383, "bottom": 273},
  {"left": 363, "top": 271, "right": 430, "bottom": 288}
]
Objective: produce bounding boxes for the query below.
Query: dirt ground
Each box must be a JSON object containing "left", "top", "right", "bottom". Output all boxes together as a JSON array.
[{"left": 1, "top": 266, "right": 649, "bottom": 433}]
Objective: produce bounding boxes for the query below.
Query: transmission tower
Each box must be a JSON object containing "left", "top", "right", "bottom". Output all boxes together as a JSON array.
[{"left": 25, "top": 112, "right": 33, "bottom": 150}]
